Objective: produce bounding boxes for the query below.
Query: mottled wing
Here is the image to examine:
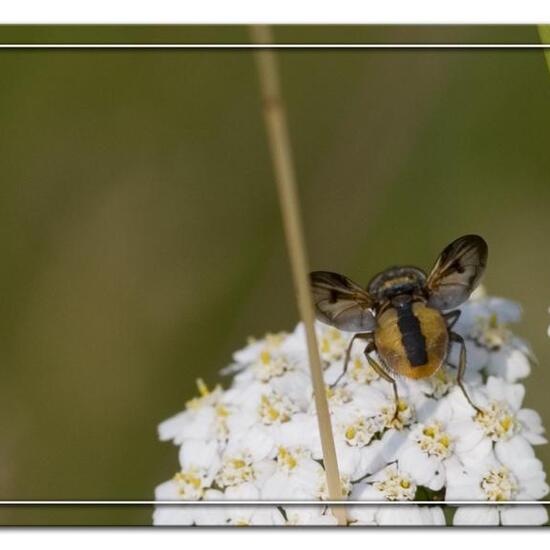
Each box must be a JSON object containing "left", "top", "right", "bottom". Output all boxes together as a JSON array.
[
  {"left": 426, "top": 234, "right": 488, "bottom": 310},
  {"left": 309, "top": 271, "right": 376, "bottom": 332}
]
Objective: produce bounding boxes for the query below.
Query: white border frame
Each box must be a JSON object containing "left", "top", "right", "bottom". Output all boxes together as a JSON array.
[
  {"left": 0, "top": 44, "right": 548, "bottom": 49},
  {"left": 2, "top": 0, "right": 550, "bottom": 24},
  {"left": 0, "top": 34, "right": 549, "bottom": 510}
]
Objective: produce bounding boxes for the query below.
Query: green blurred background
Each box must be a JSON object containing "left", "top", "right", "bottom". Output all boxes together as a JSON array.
[{"left": 1, "top": 25, "right": 550, "bottom": 525}]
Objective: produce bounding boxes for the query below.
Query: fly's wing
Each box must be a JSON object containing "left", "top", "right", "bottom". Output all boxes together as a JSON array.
[
  {"left": 426, "top": 234, "right": 488, "bottom": 310},
  {"left": 309, "top": 271, "right": 376, "bottom": 332}
]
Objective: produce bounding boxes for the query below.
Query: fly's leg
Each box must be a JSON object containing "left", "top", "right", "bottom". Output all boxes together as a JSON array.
[
  {"left": 364, "top": 343, "right": 400, "bottom": 422},
  {"left": 331, "top": 332, "right": 372, "bottom": 388},
  {"left": 450, "top": 331, "right": 484, "bottom": 416},
  {"left": 444, "top": 309, "right": 461, "bottom": 331},
  {"left": 443, "top": 310, "right": 462, "bottom": 369}
]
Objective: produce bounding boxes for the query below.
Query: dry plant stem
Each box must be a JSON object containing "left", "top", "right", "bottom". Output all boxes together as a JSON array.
[{"left": 250, "top": 25, "right": 347, "bottom": 526}]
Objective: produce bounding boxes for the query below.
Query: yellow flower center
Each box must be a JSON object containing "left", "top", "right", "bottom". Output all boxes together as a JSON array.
[
  {"left": 381, "top": 399, "right": 415, "bottom": 430},
  {"left": 258, "top": 393, "right": 296, "bottom": 425},
  {"left": 196, "top": 378, "right": 209, "bottom": 397},
  {"left": 471, "top": 314, "right": 512, "bottom": 350},
  {"left": 216, "top": 404, "right": 229, "bottom": 417},
  {"left": 318, "top": 327, "right": 348, "bottom": 361},
  {"left": 373, "top": 467, "right": 416, "bottom": 501},
  {"left": 253, "top": 346, "right": 289, "bottom": 382},
  {"left": 277, "top": 447, "right": 300, "bottom": 471},
  {"left": 185, "top": 379, "right": 223, "bottom": 410},
  {"left": 341, "top": 415, "right": 382, "bottom": 447},
  {"left": 215, "top": 453, "right": 255, "bottom": 488},
  {"left": 349, "top": 355, "right": 379, "bottom": 384},
  {"left": 416, "top": 422, "right": 453, "bottom": 458},
  {"left": 476, "top": 401, "right": 518, "bottom": 441},
  {"left": 173, "top": 469, "right": 204, "bottom": 499},
  {"left": 481, "top": 466, "right": 518, "bottom": 501}
]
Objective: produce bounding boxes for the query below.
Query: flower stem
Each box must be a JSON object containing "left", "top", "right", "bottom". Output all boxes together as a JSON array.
[{"left": 250, "top": 24, "right": 347, "bottom": 525}]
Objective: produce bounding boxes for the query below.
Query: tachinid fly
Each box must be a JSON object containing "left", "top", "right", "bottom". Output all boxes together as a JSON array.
[{"left": 310, "top": 234, "right": 488, "bottom": 420}]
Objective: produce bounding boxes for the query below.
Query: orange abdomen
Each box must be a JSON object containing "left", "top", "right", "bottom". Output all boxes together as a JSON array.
[{"left": 374, "top": 302, "right": 449, "bottom": 380}]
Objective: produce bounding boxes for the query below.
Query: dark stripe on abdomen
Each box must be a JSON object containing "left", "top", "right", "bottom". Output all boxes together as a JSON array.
[{"left": 396, "top": 302, "right": 428, "bottom": 367}]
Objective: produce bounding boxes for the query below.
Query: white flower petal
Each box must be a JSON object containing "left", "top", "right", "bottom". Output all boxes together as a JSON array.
[
  {"left": 194, "top": 490, "right": 227, "bottom": 526},
  {"left": 463, "top": 341, "right": 490, "bottom": 371},
  {"left": 495, "top": 436, "right": 535, "bottom": 468},
  {"left": 347, "top": 505, "right": 378, "bottom": 525},
  {"left": 487, "top": 348, "right": 530, "bottom": 382},
  {"left": 399, "top": 446, "right": 437, "bottom": 487},
  {"left": 380, "top": 429, "right": 409, "bottom": 463},
  {"left": 500, "top": 505, "right": 548, "bottom": 526},
  {"left": 356, "top": 440, "right": 387, "bottom": 479},
  {"left": 248, "top": 508, "right": 286, "bottom": 526},
  {"left": 155, "top": 480, "right": 179, "bottom": 501},
  {"left": 178, "top": 439, "right": 221, "bottom": 479},
  {"left": 158, "top": 410, "right": 190, "bottom": 442},
  {"left": 284, "top": 506, "right": 338, "bottom": 526},
  {"left": 153, "top": 506, "right": 195, "bottom": 526},
  {"left": 226, "top": 425, "right": 276, "bottom": 462},
  {"left": 376, "top": 506, "right": 445, "bottom": 526},
  {"left": 453, "top": 506, "right": 500, "bottom": 526}
]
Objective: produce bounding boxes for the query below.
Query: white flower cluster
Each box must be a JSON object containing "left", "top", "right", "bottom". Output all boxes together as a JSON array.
[{"left": 154, "top": 290, "right": 549, "bottom": 526}]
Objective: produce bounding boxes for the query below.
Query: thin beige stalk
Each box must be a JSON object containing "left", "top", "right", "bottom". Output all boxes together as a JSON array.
[{"left": 250, "top": 25, "right": 347, "bottom": 525}]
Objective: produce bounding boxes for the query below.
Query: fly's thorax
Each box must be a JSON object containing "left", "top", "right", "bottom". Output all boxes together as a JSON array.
[
  {"left": 374, "top": 297, "right": 449, "bottom": 380},
  {"left": 368, "top": 266, "right": 427, "bottom": 303}
]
